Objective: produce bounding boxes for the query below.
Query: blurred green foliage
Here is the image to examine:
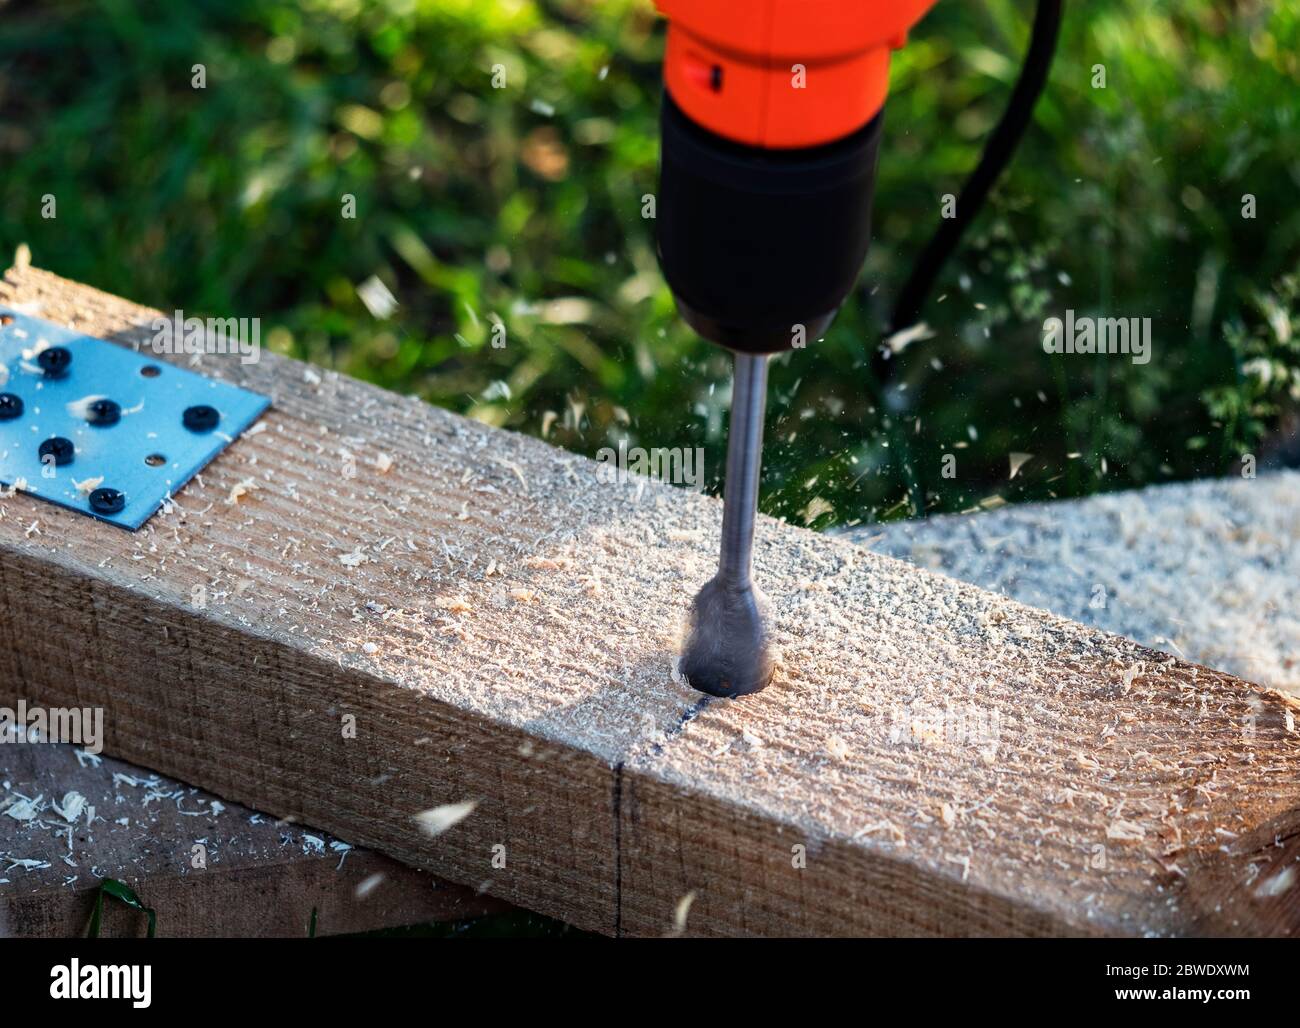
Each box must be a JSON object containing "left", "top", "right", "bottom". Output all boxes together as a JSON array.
[
  {"left": 1204, "top": 273, "right": 1300, "bottom": 462},
  {"left": 2, "top": 0, "right": 1298, "bottom": 526}
]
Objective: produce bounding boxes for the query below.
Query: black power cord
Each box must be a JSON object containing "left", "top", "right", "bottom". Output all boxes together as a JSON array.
[{"left": 886, "top": 0, "right": 1064, "bottom": 343}]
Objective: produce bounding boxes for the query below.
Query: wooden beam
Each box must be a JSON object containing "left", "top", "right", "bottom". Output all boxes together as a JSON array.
[
  {"left": 1, "top": 266, "right": 1297, "bottom": 936},
  {"left": 855, "top": 471, "right": 1300, "bottom": 697},
  {"left": 0, "top": 743, "right": 508, "bottom": 938}
]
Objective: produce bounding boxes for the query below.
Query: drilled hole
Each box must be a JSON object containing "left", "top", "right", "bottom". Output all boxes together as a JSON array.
[
  {"left": 145, "top": 453, "right": 167, "bottom": 467},
  {"left": 140, "top": 364, "right": 162, "bottom": 378}
]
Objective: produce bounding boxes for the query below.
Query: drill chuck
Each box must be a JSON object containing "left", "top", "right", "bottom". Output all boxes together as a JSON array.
[{"left": 657, "top": 93, "right": 882, "bottom": 353}]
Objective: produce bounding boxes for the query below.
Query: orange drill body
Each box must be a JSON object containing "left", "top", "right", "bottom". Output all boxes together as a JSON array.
[{"left": 656, "top": 0, "right": 938, "bottom": 149}]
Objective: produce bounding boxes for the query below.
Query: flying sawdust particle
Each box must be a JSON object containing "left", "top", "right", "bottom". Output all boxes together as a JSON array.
[{"left": 413, "top": 800, "right": 477, "bottom": 838}]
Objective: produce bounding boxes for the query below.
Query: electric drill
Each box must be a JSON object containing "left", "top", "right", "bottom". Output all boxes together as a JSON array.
[{"left": 655, "top": 0, "right": 940, "bottom": 698}]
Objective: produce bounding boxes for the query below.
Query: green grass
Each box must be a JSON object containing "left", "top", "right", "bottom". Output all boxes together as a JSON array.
[{"left": 2, "top": 0, "right": 1298, "bottom": 531}]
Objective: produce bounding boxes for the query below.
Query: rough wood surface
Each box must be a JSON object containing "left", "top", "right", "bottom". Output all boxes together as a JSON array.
[
  {"left": 1, "top": 266, "right": 1297, "bottom": 937},
  {"left": 853, "top": 472, "right": 1300, "bottom": 696},
  {"left": 0, "top": 743, "right": 507, "bottom": 937}
]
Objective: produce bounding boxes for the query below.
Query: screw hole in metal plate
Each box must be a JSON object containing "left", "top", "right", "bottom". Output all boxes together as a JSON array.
[{"left": 0, "top": 307, "right": 271, "bottom": 529}]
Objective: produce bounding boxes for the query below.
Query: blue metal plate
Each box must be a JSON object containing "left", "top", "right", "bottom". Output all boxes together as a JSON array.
[{"left": 0, "top": 308, "right": 271, "bottom": 530}]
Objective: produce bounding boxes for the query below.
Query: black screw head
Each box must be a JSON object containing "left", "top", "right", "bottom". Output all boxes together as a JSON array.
[
  {"left": 36, "top": 346, "right": 72, "bottom": 379},
  {"left": 183, "top": 404, "right": 220, "bottom": 432},
  {"left": 86, "top": 398, "right": 121, "bottom": 427},
  {"left": 0, "top": 392, "right": 22, "bottom": 420},
  {"left": 89, "top": 487, "right": 125, "bottom": 515},
  {"left": 38, "top": 436, "right": 75, "bottom": 467}
]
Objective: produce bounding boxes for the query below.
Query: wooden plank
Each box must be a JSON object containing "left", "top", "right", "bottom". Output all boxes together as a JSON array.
[
  {"left": 0, "top": 743, "right": 508, "bottom": 937},
  {"left": 853, "top": 472, "right": 1300, "bottom": 696},
  {"left": 1, "top": 266, "right": 1297, "bottom": 936}
]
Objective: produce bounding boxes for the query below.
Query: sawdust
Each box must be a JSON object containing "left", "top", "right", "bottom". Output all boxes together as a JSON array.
[
  {"left": 853, "top": 472, "right": 1300, "bottom": 696},
  {"left": 668, "top": 890, "right": 696, "bottom": 937},
  {"left": 225, "top": 477, "right": 258, "bottom": 505},
  {"left": 413, "top": 801, "right": 477, "bottom": 838},
  {"left": 0, "top": 743, "right": 350, "bottom": 890}
]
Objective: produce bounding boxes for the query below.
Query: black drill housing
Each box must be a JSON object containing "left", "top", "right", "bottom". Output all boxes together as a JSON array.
[{"left": 656, "top": 92, "right": 883, "bottom": 353}]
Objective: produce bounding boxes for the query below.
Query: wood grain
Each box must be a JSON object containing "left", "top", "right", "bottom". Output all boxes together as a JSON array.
[
  {"left": 1, "top": 266, "right": 1296, "bottom": 936},
  {"left": 853, "top": 471, "right": 1300, "bottom": 697}
]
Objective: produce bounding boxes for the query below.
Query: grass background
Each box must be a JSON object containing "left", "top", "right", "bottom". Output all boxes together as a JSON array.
[{"left": 2, "top": 0, "right": 1298, "bottom": 528}]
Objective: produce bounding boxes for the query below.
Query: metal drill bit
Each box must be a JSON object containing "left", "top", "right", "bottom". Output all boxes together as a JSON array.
[{"left": 680, "top": 352, "right": 775, "bottom": 697}]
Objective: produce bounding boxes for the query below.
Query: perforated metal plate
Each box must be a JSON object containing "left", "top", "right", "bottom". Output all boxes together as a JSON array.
[{"left": 0, "top": 308, "right": 271, "bottom": 530}]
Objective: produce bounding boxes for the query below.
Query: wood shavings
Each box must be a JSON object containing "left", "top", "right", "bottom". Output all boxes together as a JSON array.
[
  {"left": 1106, "top": 819, "right": 1146, "bottom": 843},
  {"left": 488, "top": 456, "right": 529, "bottom": 493},
  {"left": 4, "top": 795, "right": 42, "bottom": 820},
  {"left": 225, "top": 478, "right": 258, "bottom": 505},
  {"left": 801, "top": 497, "right": 834, "bottom": 524},
  {"left": 1121, "top": 663, "right": 1142, "bottom": 695},
  {"left": 52, "top": 791, "right": 87, "bottom": 823},
  {"left": 1253, "top": 866, "right": 1294, "bottom": 899},
  {"left": 853, "top": 821, "right": 906, "bottom": 847},
  {"left": 858, "top": 471, "right": 1300, "bottom": 695},
  {"left": 524, "top": 556, "right": 571, "bottom": 570},
  {"left": 882, "top": 321, "right": 933, "bottom": 355},
  {"left": 667, "top": 890, "right": 696, "bottom": 938},
  {"left": 339, "top": 547, "right": 367, "bottom": 568},
  {"left": 5, "top": 857, "right": 50, "bottom": 872},
  {"left": 375, "top": 452, "right": 394, "bottom": 474},
  {"left": 412, "top": 800, "right": 477, "bottom": 838}
]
